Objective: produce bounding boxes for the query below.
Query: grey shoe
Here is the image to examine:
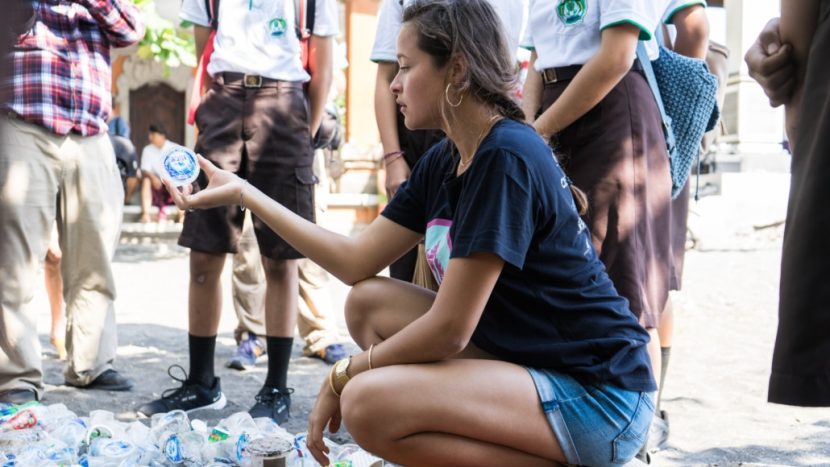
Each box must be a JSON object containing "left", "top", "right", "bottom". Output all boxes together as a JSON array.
[
  {"left": 0, "top": 388, "right": 38, "bottom": 404},
  {"left": 67, "top": 369, "right": 134, "bottom": 391}
]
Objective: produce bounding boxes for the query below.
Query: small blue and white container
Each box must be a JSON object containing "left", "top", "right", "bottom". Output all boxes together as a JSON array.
[{"left": 159, "top": 145, "right": 200, "bottom": 187}]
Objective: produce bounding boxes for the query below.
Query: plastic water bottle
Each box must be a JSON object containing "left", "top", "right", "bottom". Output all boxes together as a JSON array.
[
  {"left": 49, "top": 418, "right": 88, "bottom": 452},
  {"left": 87, "top": 438, "right": 138, "bottom": 467},
  {"left": 159, "top": 145, "right": 200, "bottom": 187},
  {"left": 218, "top": 412, "right": 259, "bottom": 436},
  {"left": 149, "top": 410, "right": 192, "bottom": 446},
  {"left": 161, "top": 430, "right": 205, "bottom": 464},
  {"left": 0, "top": 428, "right": 46, "bottom": 452}
]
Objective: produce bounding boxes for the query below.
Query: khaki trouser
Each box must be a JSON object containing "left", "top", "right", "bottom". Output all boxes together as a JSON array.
[
  {"left": 232, "top": 151, "right": 340, "bottom": 355},
  {"left": 0, "top": 117, "right": 123, "bottom": 395}
]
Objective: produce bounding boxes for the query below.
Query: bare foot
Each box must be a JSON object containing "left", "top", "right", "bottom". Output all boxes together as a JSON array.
[
  {"left": 51, "top": 335, "right": 67, "bottom": 360},
  {"left": 139, "top": 213, "right": 151, "bottom": 223}
]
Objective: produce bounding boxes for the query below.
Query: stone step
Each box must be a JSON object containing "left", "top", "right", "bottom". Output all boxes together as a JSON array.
[{"left": 118, "top": 193, "right": 380, "bottom": 244}]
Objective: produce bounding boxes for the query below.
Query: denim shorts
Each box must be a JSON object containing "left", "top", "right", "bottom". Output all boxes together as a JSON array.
[{"left": 526, "top": 367, "right": 655, "bottom": 466}]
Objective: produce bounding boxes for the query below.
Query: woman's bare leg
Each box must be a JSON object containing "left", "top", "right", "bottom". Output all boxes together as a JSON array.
[
  {"left": 340, "top": 278, "right": 563, "bottom": 465},
  {"left": 345, "top": 277, "right": 493, "bottom": 358},
  {"left": 341, "top": 360, "right": 566, "bottom": 466}
]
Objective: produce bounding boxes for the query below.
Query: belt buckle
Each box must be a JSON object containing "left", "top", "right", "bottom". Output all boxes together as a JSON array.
[
  {"left": 243, "top": 74, "right": 263, "bottom": 88},
  {"left": 543, "top": 68, "right": 558, "bottom": 85}
]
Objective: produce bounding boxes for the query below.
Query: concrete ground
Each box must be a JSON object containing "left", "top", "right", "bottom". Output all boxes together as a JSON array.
[{"left": 28, "top": 172, "right": 830, "bottom": 466}]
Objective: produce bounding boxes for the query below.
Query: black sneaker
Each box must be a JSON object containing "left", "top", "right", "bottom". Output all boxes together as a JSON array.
[
  {"left": 136, "top": 365, "right": 226, "bottom": 418},
  {"left": 248, "top": 386, "right": 293, "bottom": 425}
]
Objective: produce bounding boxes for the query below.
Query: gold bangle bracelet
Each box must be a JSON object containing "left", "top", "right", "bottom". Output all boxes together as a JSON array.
[
  {"left": 368, "top": 344, "right": 375, "bottom": 370},
  {"left": 328, "top": 366, "right": 341, "bottom": 397}
]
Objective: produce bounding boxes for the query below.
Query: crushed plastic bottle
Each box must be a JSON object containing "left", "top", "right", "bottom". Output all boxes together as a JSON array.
[
  {"left": 149, "top": 409, "right": 192, "bottom": 446},
  {"left": 0, "top": 405, "right": 385, "bottom": 467},
  {"left": 87, "top": 438, "right": 139, "bottom": 466},
  {"left": 162, "top": 430, "right": 205, "bottom": 464}
]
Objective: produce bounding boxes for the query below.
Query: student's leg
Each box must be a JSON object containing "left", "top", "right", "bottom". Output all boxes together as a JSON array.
[
  {"left": 296, "top": 258, "right": 345, "bottom": 363},
  {"left": 187, "top": 250, "right": 226, "bottom": 387},
  {"left": 227, "top": 211, "right": 267, "bottom": 370},
  {"left": 124, "top": 176, "right": 139, "bottom": 204},
  {"left": 657, "top": 297, "right": 674, "bottom": 407},
  {"left": 231, "top": 211, "right": 267, "bottom": 339},
  {"left": 139, "top": 175, "right": 152, "bottom": 222},
  {"left": 341, "top": 360, "right": 565, "bottom": 466},
  {"left": 61, "top": 132, "right": 124, "bottom": 387},
  {"left": 260, "top": 257, "right": 299, "bottom": 388},
  {"left": 44, "top": 233, "right": 66, "bottom": 360}
]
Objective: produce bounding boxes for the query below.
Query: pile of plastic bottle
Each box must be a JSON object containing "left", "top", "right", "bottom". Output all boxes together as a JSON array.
[{"left": 0, "top": 402, "right": 383, "bottom": 466}]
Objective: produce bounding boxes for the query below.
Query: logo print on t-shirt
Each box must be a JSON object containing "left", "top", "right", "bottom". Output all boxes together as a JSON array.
[
  {"left": 557, "top": 0, "right": 587, "bottom": 26},
  {"left": 268, "top": 17, "right": 288, "bottom": 37}
]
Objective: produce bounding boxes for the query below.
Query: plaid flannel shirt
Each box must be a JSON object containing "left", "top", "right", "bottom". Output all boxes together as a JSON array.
[{"left": 2, "top": 0, "right": 144, "bottom": 136}]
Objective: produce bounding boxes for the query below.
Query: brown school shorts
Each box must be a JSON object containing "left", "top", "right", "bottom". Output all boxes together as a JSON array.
[{"left": 178, "top": 73, "right": 316, "bottom": 260}]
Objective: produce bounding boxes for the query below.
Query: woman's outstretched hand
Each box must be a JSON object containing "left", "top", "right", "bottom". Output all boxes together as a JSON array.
[
  {"left": 306, "top": 377, "right": 343, "bottom": 466},
  {"left": 162, "top": 155, "right": 244, "bottom": 211}
]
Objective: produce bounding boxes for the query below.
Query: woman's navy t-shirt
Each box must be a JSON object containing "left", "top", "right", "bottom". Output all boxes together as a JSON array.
[{"left": 382, "top": 119, "right": 656, "bottom": 392}]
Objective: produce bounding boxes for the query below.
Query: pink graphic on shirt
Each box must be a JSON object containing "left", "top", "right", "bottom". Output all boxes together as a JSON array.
[{"left": 425, "top": 219, "right": 453, "bottom": 284}]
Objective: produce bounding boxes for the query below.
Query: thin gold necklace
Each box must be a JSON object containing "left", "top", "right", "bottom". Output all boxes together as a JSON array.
[{"left": 458, "top": 114, "right": 502, "bottom": 171}]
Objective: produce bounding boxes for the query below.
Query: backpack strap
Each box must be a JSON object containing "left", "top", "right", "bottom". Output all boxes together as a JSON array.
[
  {"left": 188, "top": 0, "right": 220, "bottom": 125},
  {"left": 294, "top": 0, "right": 316, "bottom": 38},
  {"left": 636, "top": 41, "right": 676, "bottom": 158},
  {"left": 205, "top": 0, "right": 220, "bottom": 29}
]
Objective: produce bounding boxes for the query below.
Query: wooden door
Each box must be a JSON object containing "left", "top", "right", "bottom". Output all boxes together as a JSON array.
[{"left": 129, "top": 83, "right": 185, "bottom": 164}]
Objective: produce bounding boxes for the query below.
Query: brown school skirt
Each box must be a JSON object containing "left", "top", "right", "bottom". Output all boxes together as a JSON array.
[
  {"left": 179, "top": 74, "right": 316, "bottom": 260},
  {"left": 769, "top": 0, "right": 830, "bottom": 407},
  {"left": 541, "top": 68, "right": 673, "bottom": 328}
]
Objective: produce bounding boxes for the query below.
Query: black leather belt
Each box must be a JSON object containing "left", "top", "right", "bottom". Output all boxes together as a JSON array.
[
  {"left": 541, "top": 65, "right": 583, "bottom": 84},
  {"left": 541, "top": 61, "right": 643, "bottom": 85},
  {"left": 217, "top": 72, "right": 284, "bottom": 88}
]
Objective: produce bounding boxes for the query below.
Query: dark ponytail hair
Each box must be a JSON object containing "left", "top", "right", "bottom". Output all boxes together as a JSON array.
[{"left": 402, "top": 0, "right": 525, "bottom": 122}]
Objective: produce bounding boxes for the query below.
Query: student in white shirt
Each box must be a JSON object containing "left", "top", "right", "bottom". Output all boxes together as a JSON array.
[
  {"left": 371, "top": 0, "right": 527, "bottom": 281},
  {"left": 643, "top": 0, "right": 711, "bottom": 459},
  {"left": 137, "top": 0, "right": 338, "bottom": 425},
  {"left": 138, "top": 123, "right": 176, "bottom": 223},
  {"left": 522, "top": 0, "right": 671, "bottom": 416}
]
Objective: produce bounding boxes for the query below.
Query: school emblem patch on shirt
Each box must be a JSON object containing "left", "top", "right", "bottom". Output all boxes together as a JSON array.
[
  {"left": 556, "top": 0, "right": 587, "bottom": 26},
  {"left": 268, "top": 17, "right": 288, "bottom": 37}
]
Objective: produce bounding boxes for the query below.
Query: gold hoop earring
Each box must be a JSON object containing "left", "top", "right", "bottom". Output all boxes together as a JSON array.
[{"left": 445, "top": 83, "right": 463, "bottom": 108}]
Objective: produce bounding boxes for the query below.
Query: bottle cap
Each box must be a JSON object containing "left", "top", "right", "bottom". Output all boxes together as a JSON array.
[{"left": 159, "top": 145, "right": 199, "bottom": 187}]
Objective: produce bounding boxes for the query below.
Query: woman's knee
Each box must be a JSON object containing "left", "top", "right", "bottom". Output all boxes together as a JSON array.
[
  {"left": 341, "top": 373, "right": 393, "bottom": 448},
  {"left": 344, "top": 278, "right": 386, "bottom": 346}
]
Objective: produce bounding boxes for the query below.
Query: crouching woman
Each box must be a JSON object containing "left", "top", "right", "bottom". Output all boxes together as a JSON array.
[{"left": 165, "top": 1, "right": 655, "bottom": 465}]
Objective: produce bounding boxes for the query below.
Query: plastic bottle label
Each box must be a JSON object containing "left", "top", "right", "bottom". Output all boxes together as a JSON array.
[
  {"left": 208, "top": 427, "right": 230, "bottom": 443},
  {"left": 160, "top": 146, "right": 199, "bottom": 186},
  {"left": 164, "top": 435, "right": 184, "bottom": 463},
  {"left": 235, "top": 433, "right": 250, "bottom": 461}
]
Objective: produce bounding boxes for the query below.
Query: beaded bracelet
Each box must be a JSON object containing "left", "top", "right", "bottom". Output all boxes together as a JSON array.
[
  {"left": 382, "top": 150, "right": 405, "bottom": 166},
  {"left": 239, "top": 180, "right": 249, "bottom": 211}
]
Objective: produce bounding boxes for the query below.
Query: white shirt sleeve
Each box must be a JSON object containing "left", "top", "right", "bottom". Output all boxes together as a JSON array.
[
  {"left": 370, "top": 0, "right": 404, "bottom": 63},
  {"left": 663, "top": 0, "right": 706, "bottom": 24},
  {"left": 519, "top": 0, "right": 535, "bottom": 50},
  {"left": 140, "top": 145, "right": 155, "bottom": 173},
  {"left": 313, "top": 0, "right": 340, "bottom": 37},
  {"left": 599, "top": 0, "right": 663, "bottom": 40},
  {"left": 179, "top": 0, "right": 211, "bottom": 27}
]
